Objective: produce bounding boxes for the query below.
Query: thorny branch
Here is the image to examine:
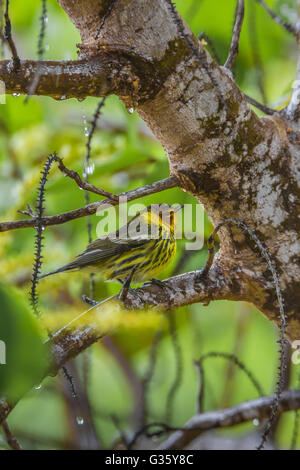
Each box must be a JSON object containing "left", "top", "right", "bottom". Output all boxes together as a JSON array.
[
  {"left": 30, "top": 154, "right": 57, "bottom": 316},
  {"left": 255, "top": 0, "right": 299, "bottom": 38},
  {"left": 3, "top": 0, "right": 19, "bottom": 68},
  {"left": 37, "top": 0, "right": 47, "bottom": 60},
  {"left": 0, "top": 175, "right": 178, "bottom": 232}
]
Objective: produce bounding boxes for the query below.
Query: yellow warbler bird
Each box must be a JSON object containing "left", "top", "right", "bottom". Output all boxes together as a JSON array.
[{"left": 40, "top": 204, "right": 182, "bottom": 287}]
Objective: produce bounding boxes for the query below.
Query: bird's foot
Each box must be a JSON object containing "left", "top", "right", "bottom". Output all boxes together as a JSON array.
[
  {"left": 118, "top": 266, "right": 140, "bottom": 303},
  {"left": 119, "top": 286, "right": 144, "bottom": 303},
  {"left": 143, "top": 278, "right": 176, "bottom": 295},
  {"left": 194, "top": 267, "right": 208, "bottom": 281}
]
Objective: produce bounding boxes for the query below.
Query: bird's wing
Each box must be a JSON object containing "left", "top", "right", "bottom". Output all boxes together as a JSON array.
[
  {"left": 39, "top": 236, "right": 150, "bottom": 278},
  {"left": 76, "top": 236, "right": 150, "bottom": 265}
]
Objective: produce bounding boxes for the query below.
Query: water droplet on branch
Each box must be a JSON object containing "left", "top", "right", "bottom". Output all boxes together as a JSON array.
[{"left": 84, "top": 161, "right": 95, "bottom": 176}]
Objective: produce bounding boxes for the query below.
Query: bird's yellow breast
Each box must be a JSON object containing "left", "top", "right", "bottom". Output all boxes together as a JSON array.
[{"left": 100, "top": 236, "right": 176, "bottom": 284}]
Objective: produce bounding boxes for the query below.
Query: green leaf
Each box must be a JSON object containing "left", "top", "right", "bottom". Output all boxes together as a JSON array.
[{"left": 0, "top": 283, "right": 48, "bottom": 402}]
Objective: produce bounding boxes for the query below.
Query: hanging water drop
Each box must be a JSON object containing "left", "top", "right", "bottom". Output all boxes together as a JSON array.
[
  {"left": 60, "top": 95, "right": 67, "bottom": 100},
  {"left": 12, "top": 93, "right": 20, "bottom": 97},
  {"left": 76, "top": 416, "right": 84, "bottom": 425},
  {"left": 35, "top": 384, "right": 42, "bottom": 390},
  {"left": 84, "top": 161, "right": 95, "bottom": 176},
  {"left": 128, "top": 107, "right": 134, "bottom": 114},
  {"left": 253, "top": 419, "right": 260, "bottom": 426},
  {"left": 82, "top": 113, "right": 89, "bottom": 137}
]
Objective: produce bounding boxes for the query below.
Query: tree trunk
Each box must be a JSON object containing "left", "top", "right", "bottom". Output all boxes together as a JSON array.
[{"left": 1, "top": 0, "right": 300, "bottom": 341}]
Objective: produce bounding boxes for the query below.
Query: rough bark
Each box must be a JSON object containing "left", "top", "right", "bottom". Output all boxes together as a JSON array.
[{"left": 1, "top": 0, "right": 299, "bottom": 342}]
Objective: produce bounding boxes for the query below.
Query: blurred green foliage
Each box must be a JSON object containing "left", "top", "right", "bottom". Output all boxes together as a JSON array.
[
  {"left": 0, "top": 282, "right": 47, "bottom": 402},
  {"left": 0, "top": 0, "right": 299, "bottom": 450}
]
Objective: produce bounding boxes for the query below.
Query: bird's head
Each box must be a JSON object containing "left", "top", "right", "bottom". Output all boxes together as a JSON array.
[{"left": 139, "top": 204, "right": 183, "bottom": 236}]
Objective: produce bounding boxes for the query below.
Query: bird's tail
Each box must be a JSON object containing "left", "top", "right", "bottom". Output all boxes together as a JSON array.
[{"left": 39, "top": 261, "right": 78, "bottom": 279}]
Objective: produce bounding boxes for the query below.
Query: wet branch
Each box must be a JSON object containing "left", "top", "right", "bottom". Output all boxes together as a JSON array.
[
  {"left": 0, "top": 176, "right": 178, "bottom": 232},
  {"left": 54, "top": 155, "right": 119, "bottom": 201},
  {"left": 158, "top": 390, "right": 300, "bottom": 450},
  {"left": 0, "top": 59, "right": 113, "bottom": 99}
]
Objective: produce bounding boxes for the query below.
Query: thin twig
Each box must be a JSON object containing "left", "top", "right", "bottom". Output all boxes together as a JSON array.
[
  {"left": 24, "top": 0, "right": 48, "bottom": 103},
  {"left": 127, "top": 422, "right": 177, "bottom": 450},
  {"left": 2, "top": 421, "right": 22, "bottom": 450},
  {"left": 224, "top": 0, "right": 245, "bottom": 70},
  {"left": 3, "top": 0, "right": 20, "bottom": 68},
  {"left": 244, "top": 93, "right": 276, "bottom": 115},
  {"left": 194, "top": 351, "right": 264, "bottom": 413},
  {"left": 54, "top": 154, "right": 119, "bottom": 201},
  {"left": 194, "top": 360, "right": 205, "bottom": 413},
  {"left": 159, "top": 390, "right": 300, "bottom": 450},
  {"left": 111, "top": 414, "right": 129, "bottom": 448},
  {"left": 0, "top": 176, "right": 178, "bottom": 232},
  {"left": 255, "top": 0, "right": 299, "bottom": 38},
  {"left": 248, "top": 1, "right": 267, "bottom": 104}
]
